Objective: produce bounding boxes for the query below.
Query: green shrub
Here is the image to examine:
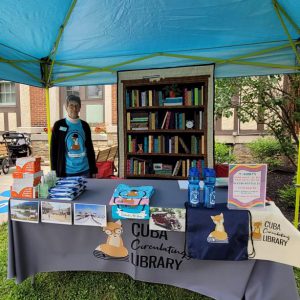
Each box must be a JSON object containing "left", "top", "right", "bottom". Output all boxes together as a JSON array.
[
  {"left": 215, "top": 143, "right": 235, "bottom": 164},
  {"left": 278, "top": 176, "right": 296, "bottom": 208},
  {"left": 248, "top": 138, "right": 282, "bottom": 169}
]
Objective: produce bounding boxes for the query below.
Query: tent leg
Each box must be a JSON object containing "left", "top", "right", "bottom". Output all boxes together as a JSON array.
[
  {"left": 31, "top": 275, "right": 35, "bottom": 287},
  {"left": 45, "top": 87, "right": 52, "bottom": 168},
  {"left": 294, "top": 135, "right": 300, "bottom": 228}
]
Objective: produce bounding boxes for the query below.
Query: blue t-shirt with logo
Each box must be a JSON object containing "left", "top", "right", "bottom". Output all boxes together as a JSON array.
[{"left": 65, "top": 118, "right": 89, "bottom": 174}]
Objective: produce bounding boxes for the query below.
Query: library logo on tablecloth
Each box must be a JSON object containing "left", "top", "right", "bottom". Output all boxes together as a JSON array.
[{"left": 94, "top": 220, "right": 129, "bottom": 261}]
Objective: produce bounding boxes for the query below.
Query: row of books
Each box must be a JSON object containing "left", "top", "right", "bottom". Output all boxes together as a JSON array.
[
  {"left": 184, "top": 87, "right": 204, "bottom": 106},
  {"left": 126, "top": 158, "right": 205, "bottom": 177},
  {"left": 172, "top": 158, "right": 205, "bottom": 177},
  {"left": 126, "top": 90, "right": 164, "bottom": 108},
  {"left": 127, "top": 135, "right": 205, "bottom": 155},
  {"left": 127, "top": 111, "right": 203, "bottom": 130},
  {"left": 126, "top": 87, "right": 204, "bottom": 108}
]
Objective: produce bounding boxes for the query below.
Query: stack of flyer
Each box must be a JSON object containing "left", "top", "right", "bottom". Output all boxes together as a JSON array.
[
  {"left": 109, "top": 184, "right": 154, "bottom": 220},
  {"left": 49, "top": 177, "right": 87, "bottom": 201},
  {"left": 11, "top": 157, "right": 42, "bottom": 198}
]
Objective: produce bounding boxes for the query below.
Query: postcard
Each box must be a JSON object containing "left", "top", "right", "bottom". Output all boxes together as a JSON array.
[
  {"left": 74, "top": 203, "right": 107, "bottom": 227},
  {"left": 149, "top": 207, "right": 185, "bottom": 232},
  {"left": 228, "top": 164, "right": 267, "bottom": 209},
  {"left": 10, "top": 199, "right": 39, "bottom": 223},
  {"left": 41, "top": 201, "right": 72, "bottom": 225}
]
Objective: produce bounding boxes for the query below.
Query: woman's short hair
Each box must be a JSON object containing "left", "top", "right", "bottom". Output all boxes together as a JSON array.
[{"left": 66, "top": 94, "right": 81, "bottom": 107}]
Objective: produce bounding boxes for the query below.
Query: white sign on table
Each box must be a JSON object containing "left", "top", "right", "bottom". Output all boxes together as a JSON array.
[{"left": 227, "top": 164, "right": 267, "bottom": 209}]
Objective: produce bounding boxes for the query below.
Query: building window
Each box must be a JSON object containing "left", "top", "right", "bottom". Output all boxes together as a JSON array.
[
  {"left": 66, "top": 86, "right": 80, "bottom": 98},
  {"left": 0, "top": 81, "right": 16, "bottom": 105},
  {"left": 61, "top": 86, "right": 105, "bottom": 127},
  {"left": 87, "top": 85, "right": 104, "bottom": 99}
]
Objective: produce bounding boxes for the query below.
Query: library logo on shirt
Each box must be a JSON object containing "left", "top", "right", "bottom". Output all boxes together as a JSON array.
[{"left": 71, "top": 133, "right": 81, "bottom": 150}]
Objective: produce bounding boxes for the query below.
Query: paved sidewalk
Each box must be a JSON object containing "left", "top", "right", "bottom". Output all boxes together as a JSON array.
[{"left": 0, "top": 165, "right": 50, "bottom": 224}]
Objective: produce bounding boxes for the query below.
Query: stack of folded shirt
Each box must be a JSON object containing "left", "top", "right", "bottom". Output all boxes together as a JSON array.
[
  {"left": 109, "top": 184, "right": 154, "bottom": 220},
  {"left": 49, "top": 177, "right": 87, "bottom": 201}
]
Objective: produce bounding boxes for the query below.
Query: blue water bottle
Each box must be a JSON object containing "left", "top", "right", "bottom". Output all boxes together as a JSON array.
[
  {"left": 188, "top": 167, "right": 201, "bottom": 207},
  {"left": 203, "top": 168, "right": 216, "bottom": 208}
]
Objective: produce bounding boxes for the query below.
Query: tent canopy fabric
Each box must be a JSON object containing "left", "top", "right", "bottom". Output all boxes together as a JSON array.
[{"left": 0, "top": 0, "right": 299, "bottom": 87}]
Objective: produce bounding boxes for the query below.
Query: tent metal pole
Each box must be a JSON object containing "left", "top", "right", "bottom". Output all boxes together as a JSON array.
[
  {"left": 45, "top": 87, "right": 52, "bottom": 167},
  {"left": 46, "top": 0, "right": 78, "bottom": 86},
  {"left": 273, "top": 1, "right": 300, "bottom": 65},
  {"left": 160, "top": 53, "right": 300, "bottom": 70},
  {"left": 1, "top": 59, "right": 42, "bottom": 83},
  {"left": 294, "top": 135, "right": 300, "bottom": 228},
  {"left": 51, "top": 70, "right": 116, "bottom": 85},
  {"left": 55, "top": 42, "right": 298, "bottom": 71},
  {"left": 218, "top": 41, "right": 300, "bottom": 65},
  {"left": 273, "top": 0, "right": 300, "bottom": 35}
]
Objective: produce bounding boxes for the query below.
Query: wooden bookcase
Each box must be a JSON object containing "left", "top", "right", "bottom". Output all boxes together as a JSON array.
[{"left": 117, "top": 66, "right": 214, "bottom": 179}]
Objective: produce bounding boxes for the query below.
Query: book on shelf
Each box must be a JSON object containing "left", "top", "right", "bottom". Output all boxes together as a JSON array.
[
  {"left": 178, "top": 137, "right": 190, "bottom": 154},
  {"left": 172, "top": 160, "right": 182, "bottom": 176},
  {"left": 200, "top": 86, "right": 204, "bottom": 105},
  {"left": 201, "top": 136, "right": 205, "bottom": 155},
  {"left": 165, "top": 111, "right": 172, "bottom": 129},
  {"left": 182, "top": 160, "right": 186, "bottom": 177},
  {"left": 194, "top": 88, "right": 199, "bottom": 106},
  {"left": 161, "top": 111, "right": 169, "bottom": 129},
  {"left": 148, "top": 90, "right": 153, "bottom": 106},
  {"left": 199, "top": 111, "right": 203, "bottom": 129},
  {"left": 174, "top": 136, "right": 179, "bottom": 154},
  {"left": 163, "top": 96, "right": 183, "bottom": 106},
  {"left": 127, "top": 112, "right": 131, "bottom": 130}
]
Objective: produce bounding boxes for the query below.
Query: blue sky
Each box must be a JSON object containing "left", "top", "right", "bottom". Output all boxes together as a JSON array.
[{"left": 75, "top": 203, "right": 105, "bottom": 215}]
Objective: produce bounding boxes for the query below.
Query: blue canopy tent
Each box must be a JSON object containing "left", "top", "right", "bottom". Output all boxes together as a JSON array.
[{"left": 0, "top": 0, "right": 300, "bottom": 225}]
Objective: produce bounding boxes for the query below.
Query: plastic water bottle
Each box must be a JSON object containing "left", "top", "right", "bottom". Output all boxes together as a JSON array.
[
  {"left": 188, "top": 167, "right": 201, "bottom": 207},
  {"left": 203, "top": 168, "right": 216, "bottom": 208}
]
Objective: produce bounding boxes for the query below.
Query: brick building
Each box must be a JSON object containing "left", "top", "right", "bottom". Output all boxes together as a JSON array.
[{"left": 0, "top": 82, "right": 118, "bottom": 162}]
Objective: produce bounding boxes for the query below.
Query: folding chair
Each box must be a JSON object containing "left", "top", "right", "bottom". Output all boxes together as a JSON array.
[{"left": 96, "top": 146, "right": 118, "bottom": 178}]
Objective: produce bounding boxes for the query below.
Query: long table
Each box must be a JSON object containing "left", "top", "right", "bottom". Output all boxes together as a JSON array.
[{"left": 8, "top": 179, "right": 299, "bottom": 300}]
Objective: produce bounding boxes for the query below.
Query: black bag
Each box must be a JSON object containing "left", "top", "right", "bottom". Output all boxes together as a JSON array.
[{"left": 185, "top": 203, "right": 255, "bottom": 261}]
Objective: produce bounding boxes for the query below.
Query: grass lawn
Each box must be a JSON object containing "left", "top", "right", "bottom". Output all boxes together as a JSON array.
[{"left": 1, "top": 223, "right": 299, "bottom": 300}]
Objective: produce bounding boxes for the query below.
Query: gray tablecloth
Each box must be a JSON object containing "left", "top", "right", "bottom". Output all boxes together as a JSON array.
[{"left": 8, "top": 179, "right": 299, "bottom": 300}]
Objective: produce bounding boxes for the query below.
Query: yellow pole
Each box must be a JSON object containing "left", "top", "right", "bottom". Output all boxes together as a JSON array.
[
  {"left": 294, "top": 135, "right": 300, "bottom": 228},
  {"left": 45, "top": 87, "right": 52, "bottom": 168}
]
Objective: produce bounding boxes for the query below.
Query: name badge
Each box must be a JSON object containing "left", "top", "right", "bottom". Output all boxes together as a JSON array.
[{"left": 59, "top": 126, "right": 67, "bottom": 132}]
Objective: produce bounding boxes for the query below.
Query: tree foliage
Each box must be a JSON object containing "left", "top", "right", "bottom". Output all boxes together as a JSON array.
[{"left": 215, "top": 74, "right": 300, "bottom": 168}]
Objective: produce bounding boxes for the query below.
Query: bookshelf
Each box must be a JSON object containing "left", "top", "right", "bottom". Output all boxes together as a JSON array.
[{"left": 117, "top": 65, "right": 214, "bottom": 179}]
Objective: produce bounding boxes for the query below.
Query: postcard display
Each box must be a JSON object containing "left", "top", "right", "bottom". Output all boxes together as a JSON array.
[{"left": 117, "top": 65, "right": 215, "bottom": 179}]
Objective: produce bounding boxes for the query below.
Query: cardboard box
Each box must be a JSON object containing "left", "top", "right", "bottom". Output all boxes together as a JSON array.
[
  {"left": 11, "top": 184, "right": 38, "bottom": 199},
  {"left": 16, "top": 157, "right": 41, "bottom": 173},
  {"left": 12, "top": 170, "right": 43, "bottom": 186}
]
